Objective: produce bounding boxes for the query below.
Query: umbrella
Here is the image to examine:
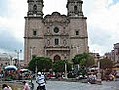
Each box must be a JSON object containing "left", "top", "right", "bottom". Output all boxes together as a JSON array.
[
  {"left": 19, "top": 69, "right": 29, "bottom": 72},
  {"left": 4, "top": 65, "right": 18, "bottom": 71}
]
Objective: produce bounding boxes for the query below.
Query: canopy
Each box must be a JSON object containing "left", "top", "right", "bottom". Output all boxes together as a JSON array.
[
  {"left": 19, "top": 69, "right": 29, "bottom": 72},
  {"left": 4, "top": 65, "right": 18, "bottom": 71},
  {"left": 19, "top": 69, "right": 31, "bottom": 73}
]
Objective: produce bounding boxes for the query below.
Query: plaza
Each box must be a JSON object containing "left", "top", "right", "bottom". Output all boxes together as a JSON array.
[{"left": 32, "top": 80, "right": 119, "bottom": 90}]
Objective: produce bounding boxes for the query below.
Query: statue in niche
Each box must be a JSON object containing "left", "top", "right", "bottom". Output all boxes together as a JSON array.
[
  {"left": 63, "top": 39, "right": 67, "bottom": 46},
  {"left": 47, "top": 39, "right": 50, "bottom": 46}
]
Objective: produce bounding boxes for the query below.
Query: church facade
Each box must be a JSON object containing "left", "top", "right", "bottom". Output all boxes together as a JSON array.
[{"left": 24, "top": 0, "right": 88, "bottom": 65}]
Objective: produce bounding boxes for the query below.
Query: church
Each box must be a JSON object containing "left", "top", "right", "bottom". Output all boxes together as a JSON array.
[{"left": 24, "top": 0, "right": 88, "bottom": 65}]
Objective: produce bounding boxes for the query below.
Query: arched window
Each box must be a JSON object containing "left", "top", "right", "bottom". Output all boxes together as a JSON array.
[
  {"left": 55, "top": 38, "right": 59, "bottom": 45},
  {"left": 33, "top": 4, "right": 37, "bottom": 14},
  {"left": 74, "top": 6, "right": 78, "bottom": 13}
]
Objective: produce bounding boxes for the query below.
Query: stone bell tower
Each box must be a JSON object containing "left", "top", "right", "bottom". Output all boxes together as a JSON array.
[
  {"left": 66, "top": 0, "right": 88, "bottom": 58},
  {"left": 27, "top": 0, "right": 44, "bottom": 17},
  {"left": 24, "top": 0, "right": 44, "bottom": 65},
  {"left": 67, "top": 0, "right": 84, "bottom": 17}
]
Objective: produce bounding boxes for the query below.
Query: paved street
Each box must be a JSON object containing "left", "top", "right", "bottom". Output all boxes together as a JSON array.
[{"left": 32, "top": 80, "right": 119, "bottom": 90}]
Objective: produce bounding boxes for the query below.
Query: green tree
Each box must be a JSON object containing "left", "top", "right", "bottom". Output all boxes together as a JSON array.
[
  {"left": 72, "top": 54, "right": 82, "bottom": 64},
  {"left": 72, "top": 53, "right": 95, "bottom": 68},
  {"left": 28, "top": 57, "right": 52, "bottom": 72},
  {"left": 53, "top": 60, "right": 72, "bottom": 73},
  {"left": 100, "top": 58, "right": 114, "bottom": 69}
]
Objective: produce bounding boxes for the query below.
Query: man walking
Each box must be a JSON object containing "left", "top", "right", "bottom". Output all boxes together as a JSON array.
[{"left": 36, "top": 72, "right": 46, "bottom": 90}]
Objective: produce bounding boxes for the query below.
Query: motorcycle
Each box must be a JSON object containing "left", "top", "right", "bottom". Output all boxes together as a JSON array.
[
  {"left": 87, "top": 77, "right": 97, "bottom": 84},
  {"left": 37, "top": 85, "right": 46, "bottom": 90}
]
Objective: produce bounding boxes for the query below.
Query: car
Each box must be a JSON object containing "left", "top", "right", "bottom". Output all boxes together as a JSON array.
[
  {"left": 116, "top": 71, "right": 119, "bottom": 78},
  {"left": 0, "top": 74, "right": 3, "bottom": 78}
]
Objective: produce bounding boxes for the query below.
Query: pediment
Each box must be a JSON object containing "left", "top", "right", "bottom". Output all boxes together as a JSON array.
[{"left": 43, "top": 12, "right": 69, "bottom": 24}]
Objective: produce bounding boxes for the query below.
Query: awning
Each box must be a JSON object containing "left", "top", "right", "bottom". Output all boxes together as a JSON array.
[
  {"left": 4, "top": 65, "right": 18, "bottom": 71},
  {"left": 19, "top": 69, "right": 31, "bottom": 73}
]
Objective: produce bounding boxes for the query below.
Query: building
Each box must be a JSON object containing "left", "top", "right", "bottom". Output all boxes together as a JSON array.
[
  {"left": 0, "top": 53, "right": 24, "bottom": 69},
  {"left": 105, "top": 43, "right": 119, "bottom": 63},
  {"left": 0, "top": 53, "right": 11, "bottom": 66},
  {"left": 114, "top": 43, "right": 119, "bottom": 62},
  {"left": 24, "top": 0, "right": 88, "bottom": 65}
]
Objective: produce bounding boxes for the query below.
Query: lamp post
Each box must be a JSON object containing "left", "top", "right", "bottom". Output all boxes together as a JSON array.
[
  {"left": 64, "top": 54, "right": 67, "bottom": 79},
  {"left": 15, "top": 50, "right": 22, "bottom": 68},
  {"left": 71, "top": 45, "right": 80, "bottom": 71},
  {"left": 35, "top": 59, "right": 38, "bottom": 77},
  {"left": 9, "top": 55, "right": 13, "bottom": 65},
  {"left": 96, "top": 54, "right": 102, "bottom": 84},
  {"left": 30, "top": 47, "right": 37, "bottom": 76}
]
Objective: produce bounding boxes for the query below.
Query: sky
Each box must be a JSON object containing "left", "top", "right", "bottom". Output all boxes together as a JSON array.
[{"left": 0, "top": 0, "right": 119, "bottom": 59}]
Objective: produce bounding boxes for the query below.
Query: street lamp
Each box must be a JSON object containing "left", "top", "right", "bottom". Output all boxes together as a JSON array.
[
  {"left": 9, "top": 55, "right": 13, "bottom": 65},
  {"left": 71, "top": 45, "right": 80, "bottom": 71},
  {"left": 30, "top": 47, "right": 37, "bottom": 76},
  {"left": 15, "top": 50, "right": 22, "bottom": 68},
  {"left": 64, "top": 54, "right": 68, "bottom": 79},
  {"left": 96, "top": 54, "right": 102, "bottom": 84}
]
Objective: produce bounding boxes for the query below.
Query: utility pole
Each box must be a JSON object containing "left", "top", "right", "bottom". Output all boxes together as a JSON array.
[
  {"left": 15, "top": 50, "right": 22, "bottom": 68},
  {"left": 96, "top": 54, "right": 102, "bottom": 84},
  {"left": 64, "top": 54, "right": 67, "bottom": 79}
]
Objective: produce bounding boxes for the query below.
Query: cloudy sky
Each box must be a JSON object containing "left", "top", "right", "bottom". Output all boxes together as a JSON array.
[{"left": 0, "top": 0, "right": 119, "bottom": 59}]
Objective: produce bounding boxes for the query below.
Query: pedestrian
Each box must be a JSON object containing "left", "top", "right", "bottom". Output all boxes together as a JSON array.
[
  {"left": 2, "top": 84, "right": 12, "bottom": 90},
  {"left": 22, "top": 81, "right": 30, "bottom": 90},
  {"left": 36, "top": 72, "right": 46, "bottom": 90}
]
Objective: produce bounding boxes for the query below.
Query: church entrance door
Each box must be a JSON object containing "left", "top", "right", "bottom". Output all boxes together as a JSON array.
[{"left": 54, "top": 55, "right": 61, "bottom": 62}]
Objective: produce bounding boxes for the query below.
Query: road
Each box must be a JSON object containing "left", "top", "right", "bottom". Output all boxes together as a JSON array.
[{"left": 32, "top": 80, "right": 119, "bottom": 90}]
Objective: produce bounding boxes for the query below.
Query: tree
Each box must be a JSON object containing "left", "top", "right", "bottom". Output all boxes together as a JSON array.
[
  {"left": 100, "top": 58, "right": 114, "bottom": 69},
  {"left": 72, "top": 53, "right": 95, "bottom": 68},
  {"left": 72, "top": 53, "right": 95, "bottom": 76},
  {"left": 53, "top": 60, "right": 72, "bottom": 73},
  {"left": 28, "top": 57, "right": 52, "bottom": 72},
  {"left": 72, "top": 54, "right": 83, "bottom": 64}
]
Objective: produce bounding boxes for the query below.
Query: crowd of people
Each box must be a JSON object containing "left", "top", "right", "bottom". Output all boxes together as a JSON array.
[
  {"left": 1, "top": 71, "right": 46, "bottom": 90},
  {"left": 1, "top": 68, "right": 119, "bottom": 90}
]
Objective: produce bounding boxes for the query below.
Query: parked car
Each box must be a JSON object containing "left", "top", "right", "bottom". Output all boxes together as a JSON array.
[
  {"left": 116, "top": 71, "right": 119, "bottom": 78},
  {"left": 0, "top": 74, "right": 3, "bottom": 78}
]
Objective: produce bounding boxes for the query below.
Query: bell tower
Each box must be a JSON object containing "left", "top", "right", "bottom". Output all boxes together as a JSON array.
[
  {"left": 24, "top": 0, "right": 44, "bottom": 65},
  {"left": 66, "top": 0, "right": 83, "bottom": 17},
  {"left": 27, "top": 0, "right": 44, "bottom": 17}
]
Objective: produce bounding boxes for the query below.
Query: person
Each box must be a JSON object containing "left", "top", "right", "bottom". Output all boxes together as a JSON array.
[
  {"left": 2, "top": 84, "right": 12, "bottom": 90},
  {"left": 22, "top": 81, "right": 30, "bottom": 90},
  {"left": 88, "top": 73, "right": 97, "bottom": 84},
  {"left": 36, "top": 72, "right": 46, "bottom": 90}
]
